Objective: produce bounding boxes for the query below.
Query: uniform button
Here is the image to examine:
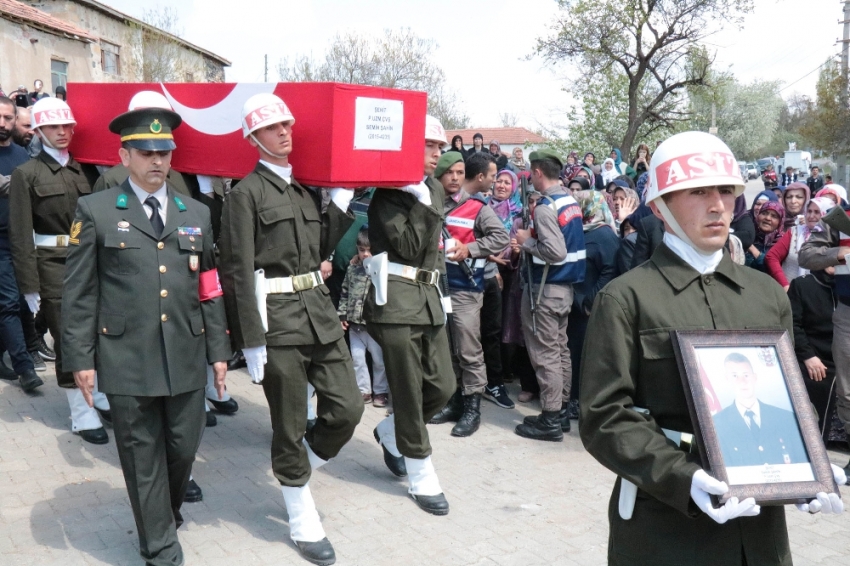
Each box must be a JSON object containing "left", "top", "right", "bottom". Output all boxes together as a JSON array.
[
  {"left": 191, "top": 246, "right": 195, "bottom": 251},
  {"left": 159, "top": 265, "right": 167, "bottom": 273},
  {"left": 157, "top": 242, "right": 164, "bottom": 250},
  {"left": 201, "top": 328, "right": 205, "bottom": 333},
  {"left": 102, "top": 327, "right": 107, "bottom": 333},
  {"left": 119, "top": 242, "right": 125, "bottom": 249},
  {"left": 161, "top": 314, "right": 168, "bottom": 322},
  {"left": 189, "top": 236, "right": 195, "bottom": 242},
  {"left": 160, "top": 290, "right": 168, "bottom": 298},
  {"left": 703, "top": 275, "right": 712, "bottom": 285}
]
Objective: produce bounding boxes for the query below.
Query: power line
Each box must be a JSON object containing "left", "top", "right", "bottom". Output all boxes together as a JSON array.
[{"left": 777, "top": 58, "right": 837, "bottom": 93}]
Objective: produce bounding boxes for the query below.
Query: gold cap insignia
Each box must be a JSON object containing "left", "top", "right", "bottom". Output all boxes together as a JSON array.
[{"left": 150, "top": 119, "right": 163, "bottom": 134}]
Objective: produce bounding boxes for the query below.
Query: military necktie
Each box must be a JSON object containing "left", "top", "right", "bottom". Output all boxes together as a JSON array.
[
  {"left": 145, "top": 196, "right": 164, "bottom": 238},
  {"left": 745, "top": 409, "right": 760, "bottom": 436}
]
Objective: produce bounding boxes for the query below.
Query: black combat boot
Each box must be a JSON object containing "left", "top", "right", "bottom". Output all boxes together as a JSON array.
[
  {"left": 515, "top": 410, "right": 564, "bottom": 442},
  {"left": 429, "top": 388, "right": 463, "bottom": 424},
  {"left": 522, "top": 401, "right": 570, "bottom": 432},
  {"left": 451, "top": 393, "right": 481, "bottom": 437}
]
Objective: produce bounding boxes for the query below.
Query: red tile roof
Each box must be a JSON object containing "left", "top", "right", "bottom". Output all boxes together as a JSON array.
[
  {"left": 445, "top": 127, "right": 547, "bottom": 145},
  {"left": 0, "top": 0, "right": 96, "bottom": 42}
]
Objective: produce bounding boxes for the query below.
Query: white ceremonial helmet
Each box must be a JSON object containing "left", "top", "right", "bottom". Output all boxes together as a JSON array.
[
  {"left": 241, "top": 93, "right": 295, "bottom": 138},
  {"left": 31, "top": 97, "right": 76, "bottom": 129},
  {"left": 425, "top": 115, "right": 447, "bottom": 147},
  {"left": 646, "top": 131, "right": 745, "bottom": 249},
  {"left": 128, "top": 90, "right": 173, "bottom": 111}
]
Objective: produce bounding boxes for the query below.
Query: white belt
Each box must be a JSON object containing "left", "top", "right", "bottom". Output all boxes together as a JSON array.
[
  {"left": 387, "top": 262, "right": 439, "bottom": 286},
  {"left": 446, "top": 258, "right": 486, "bottom": 269},
  {"left": 532, "top": 250, "right": 586, "bottom": 265},
  {"left": 34, "top": 234, "right": 70, "bottom": 248},
  {"left": 264, "top": 271, "right": 324, "bottom": 294}
]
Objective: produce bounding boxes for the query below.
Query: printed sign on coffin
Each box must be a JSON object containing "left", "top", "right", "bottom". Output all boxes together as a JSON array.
[{"left": 67, "top": 82, "right": 428, "bottom": 187}]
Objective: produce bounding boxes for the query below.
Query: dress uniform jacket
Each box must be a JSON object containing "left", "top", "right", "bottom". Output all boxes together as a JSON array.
[
  {"left": 61, "top": 180, "right": 231, "bottom": 395},
  {"left": 9, "top": 151, "right": 95, "bottom": 298},
  {"left": 579, "top": 242, "right": 794, "bottom": 566},
  {"left": 363, "top": 177, "right": 446, "bottom": 326},
  {"left": 219, "top": 163, "right": 352, "bottom": 349}
]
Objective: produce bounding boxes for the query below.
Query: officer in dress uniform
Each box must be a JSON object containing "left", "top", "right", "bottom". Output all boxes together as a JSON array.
[
  {"left": 92, "top": 92, "right": 239, "bottom": 430},
  {"left": 9, "top": 97, "right": 111, "bottom": 444},
  {"left": 429, "top": 151, "right": 509, "bottom": 437},
  {"left": 61, "top": 102, "right": 231, "bottom": 566},
  {"left": 218, "top": 93, "right": 362, "bottom": 566},
  {"left": 579, "top": 132, "right": 844, "bottom": 566},
  {"left": 514, "top": 149, "right": 586, "bottom": 441},
  {"left": 365, "top": 116, "right": 456, "bottom": 515}
]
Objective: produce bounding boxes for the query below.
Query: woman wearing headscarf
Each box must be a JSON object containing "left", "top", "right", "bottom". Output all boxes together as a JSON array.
[
  {"left": 815, "top": 184, "right": 848, "bottom": 206},
  {"left": 766, "top": 197, "right": 835, "bottom": 290},
  {"left": 601, "top": 158, "right": 619, "bottom": 185},
  {"left": 510, "top": 147, "right": 529, "bottom": 172},
  {"left": 746, "top": 201, "right": 785, "bottom": 272},
  {"left": 449, "top": 135, "right": 468, "bottom": 159},
  {"left": 610, "top": 182, "right": 639, "bottom": 231},
  {"left": 781, "top": 182, "right": 810, "bottom": 231},
  {"left": 566, "top": 190, "right": 620, "bottom": 418},
  {"left": 750, "top": 189, "right": 779, "bottom": 220}
]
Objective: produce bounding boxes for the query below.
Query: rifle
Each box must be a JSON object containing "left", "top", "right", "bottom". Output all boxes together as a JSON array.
[
  {"left": 442, "top": 226, "right": 478, "bottom": 287},
  {"left": 520, "top": 175, "right": 538, "bottom": 336}
]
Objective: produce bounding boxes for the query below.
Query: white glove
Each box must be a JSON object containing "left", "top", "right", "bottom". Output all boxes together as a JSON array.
[
  {"left": 242, "top": 346, "right": 267, "bottom": 384},
  {"left": 24, "top": 293, "right": 41, "bottom": 315},
  {"left": 400, "top": 182, "right": 431, "bottom": 206},
  {"left": 795, "top": 465, "right": 845, "bottom": 514},
  {"left": 328, "top": 188, "right": 354, "bottom": 211},
  {"left": 690, "top": 469, "right": 760, "bottom": 524}
]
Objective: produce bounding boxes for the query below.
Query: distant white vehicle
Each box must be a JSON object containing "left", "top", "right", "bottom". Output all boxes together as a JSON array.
[
  {"left": 783, "top": 144, "right": 811, "bottom": 179},
  {"left": 746, "top": 162, "right": 759, "bottom": 179}
]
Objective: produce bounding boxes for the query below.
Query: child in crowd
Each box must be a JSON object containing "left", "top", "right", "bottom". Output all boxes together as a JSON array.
[{"left": 337, "top": 227, "right": 389, "bottom": 407}]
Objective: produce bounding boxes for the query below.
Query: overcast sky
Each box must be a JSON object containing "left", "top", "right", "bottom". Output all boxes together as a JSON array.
[{"left": 104, "top": 0, "right": 841, "bottom": 130}]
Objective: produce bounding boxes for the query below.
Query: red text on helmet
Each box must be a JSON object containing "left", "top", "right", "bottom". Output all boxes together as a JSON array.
[{"left": 656, "top": 152, "right": 737, "bottom": 192}]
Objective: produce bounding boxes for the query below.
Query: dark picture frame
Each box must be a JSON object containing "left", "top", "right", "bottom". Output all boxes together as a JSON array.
[{"left": 672, "top": 329, "right": 839, "bottom": 506}]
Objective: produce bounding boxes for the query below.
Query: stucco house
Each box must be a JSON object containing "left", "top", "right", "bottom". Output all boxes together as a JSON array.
[{"left": 1, "top": 0, "right": 229, "bottom": 97}]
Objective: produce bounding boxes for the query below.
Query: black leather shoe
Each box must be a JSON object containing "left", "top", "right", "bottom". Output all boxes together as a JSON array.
[
  {"left": 429, "top": 388, "right": 463, "bottom": 424},
  {"left": 451, "top": 393, "right": 481, "bottom": 437},
  {"left": 36, "top": 336, "right": 56, "bottom": 361},
  {"left": 77, "top": 427, "right": 109, "bottom": 445},
  {"left": 95, "top": 407, "right": 112, "bottom": 425},
  {"left": 410, "top": 492, "right": 450, "bottom": 516},
  {"left": 208, "top": 397, "right": 239, "bottom": 415},
  {"left": 0, "top": 357, "right": 16, "bottom": 380},
  {"left": 227, "top": 350, "right": 246, "bottom": 370},
  {"left": 19, "top": 369, "right": 43, "bottom": 392},
  {"left": 294, "top": 537, "right": 336, "bottom": 565},
  {"left": 183, "top": 479, "right": 203, "bottom": 503},
  {"left": 373, "top": 427, "right": 407, "bottom": 477},
  {"left": 206, "top": 411, "right": 217, "bottom": 427},
  {"left": 515, "top": 410, "right": 564, "bottom": 442}
]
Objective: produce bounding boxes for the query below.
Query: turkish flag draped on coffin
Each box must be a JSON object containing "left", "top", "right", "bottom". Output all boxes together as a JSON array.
[{"left": 67, "top": 82, "right": 428, "bottom": 187}]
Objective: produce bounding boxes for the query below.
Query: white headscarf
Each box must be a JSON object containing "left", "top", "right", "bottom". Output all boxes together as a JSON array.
[{"left": 601, "top": 158, "right": 619, "bottom": 185}]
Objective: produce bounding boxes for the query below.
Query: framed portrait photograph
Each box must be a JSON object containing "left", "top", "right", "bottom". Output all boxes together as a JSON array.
[{"left": 671, "top": 330, "right": 840, "bottom": 506}]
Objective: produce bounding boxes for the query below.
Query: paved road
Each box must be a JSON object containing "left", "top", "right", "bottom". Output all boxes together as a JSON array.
[{"left": 0, "top": 364, "right": 848, "bottom": 566}]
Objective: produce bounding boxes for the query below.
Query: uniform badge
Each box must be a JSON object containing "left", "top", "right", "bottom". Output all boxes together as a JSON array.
[
  {"left": 189, "top": 255, "right": 199, "bottom": 271},
  {"left": 117, "top": 221, "right": 130, "bottom": 232},
  {"left": 69, "top": 221, "right": 82, "bottom": 245},
  {"left": 174, "top": 196, "right": 187, "bottom": 212},
  {"left": 116, "top": 194, "right": 128, "bottom": 209},
  {"left": 150, "top": 119, "right": 162, "bottom": 134},
  {"left": 178, "top": 227, "right": 202, "bottom": 236}
]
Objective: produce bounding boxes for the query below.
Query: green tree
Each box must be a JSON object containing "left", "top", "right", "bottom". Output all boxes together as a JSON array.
[
  {"left": 278, "top": 29, "right": 470, "bottom": 130},
  {"left": 536, "top": 0, "right": 753, "bottom": 158},
  {"left": 688, "top": 77, "right": 784, "bottom": 160},
  {"left": 799, "top": 59, "right": 850, "bottom": 160}
]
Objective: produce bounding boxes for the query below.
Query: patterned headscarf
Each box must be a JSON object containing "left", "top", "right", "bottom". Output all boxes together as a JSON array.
[
  {"left": 574, "top": 190, "right": 616, "bottom": 232},
  {"left": 489, "top": 169, "right": 522, "bottom": 231},
  {"left": 755, "top": 201, "right": 786, "bottom": 249}
]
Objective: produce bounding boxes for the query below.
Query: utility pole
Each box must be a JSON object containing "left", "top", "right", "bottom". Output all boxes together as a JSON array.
[
  {"left": 264, "top": 54, "right": 268, "bottom": 82},
  {"left": 709, "top": 102, "right": 717, "bottom": 135},
  {"left": 838, "top": 1, "right": 850, "bottom": 185}
]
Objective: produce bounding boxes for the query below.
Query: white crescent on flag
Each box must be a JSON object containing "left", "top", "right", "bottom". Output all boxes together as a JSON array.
[{"left": 159, "top": 82, "right": 276, "bottom": 136}]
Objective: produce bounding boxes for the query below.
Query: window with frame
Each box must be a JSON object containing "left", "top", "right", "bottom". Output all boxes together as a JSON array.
[
  {"left": 101, "top": 41, "right": 120, "bottom": 75},
  {"left": 50, "top": 60, "right": 68, "bottom": 94}
]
